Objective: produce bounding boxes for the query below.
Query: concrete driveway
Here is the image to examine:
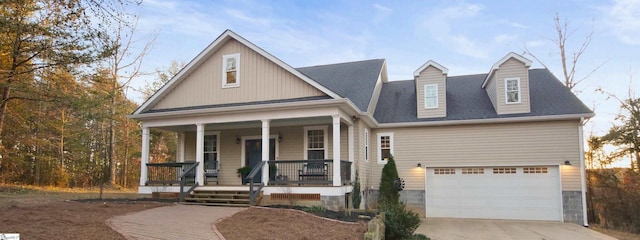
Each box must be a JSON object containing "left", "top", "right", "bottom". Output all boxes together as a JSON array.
[{"left": 415, "top": 218, "right": 616, "bottom": 240}]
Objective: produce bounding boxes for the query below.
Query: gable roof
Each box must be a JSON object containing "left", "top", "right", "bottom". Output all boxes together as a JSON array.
[
  {"left": 374, "top": 68, "right": 593, "bottom": 123},
  {"left": 297, "top": 59, "right": 385, "bottom": 112},
  {"left": 413, "top": 60, "right": 448, "bottom": 77},
  {"left": 133, "top": 29, "right": 341, "bottom": 115},
  {"left": 481, "top": 52, "right": 532, "bottom": 88}
]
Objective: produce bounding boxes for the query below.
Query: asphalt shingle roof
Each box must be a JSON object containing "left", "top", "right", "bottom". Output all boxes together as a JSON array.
[
  {"left": 297, "top": 59, "right": 384, "bottom": 112},
  {"left": 373, "top": 68, "right": 593, "bottom": 123}
]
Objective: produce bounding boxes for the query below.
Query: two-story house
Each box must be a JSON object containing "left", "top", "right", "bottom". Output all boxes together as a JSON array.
[{"left": 129, "top": 30, "right": 593, "bottom": 225}]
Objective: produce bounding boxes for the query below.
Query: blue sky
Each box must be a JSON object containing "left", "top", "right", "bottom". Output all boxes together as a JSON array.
[{"left": 127, "top": 0, "right": 639, "bottom": 166}]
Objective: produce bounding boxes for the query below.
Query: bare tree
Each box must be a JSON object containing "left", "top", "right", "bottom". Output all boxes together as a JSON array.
[
  {"left": 102, "top": 9, "right": 154, "bottom": 186},
  {"left": 523, "top": 13, "right": 606, "bottom": 93}
]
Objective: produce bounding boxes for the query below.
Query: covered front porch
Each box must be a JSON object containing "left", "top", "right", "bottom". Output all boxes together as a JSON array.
[{"left": 137, "top": 105, "right": 357, "bottom": 200}]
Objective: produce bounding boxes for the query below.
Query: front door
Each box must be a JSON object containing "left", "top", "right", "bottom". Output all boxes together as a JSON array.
[{"left": 245, "top": 139, "right": 276, "bottom": 183}]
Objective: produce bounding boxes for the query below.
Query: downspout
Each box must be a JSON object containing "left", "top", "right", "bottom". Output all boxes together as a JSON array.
[{"left": 578, "top": 117, "right": 589, "bottom": 227}]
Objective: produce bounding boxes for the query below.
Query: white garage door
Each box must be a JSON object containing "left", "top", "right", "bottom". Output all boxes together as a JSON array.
[{"left": 426, "top": 166, "right": 561, "bottom": 221}]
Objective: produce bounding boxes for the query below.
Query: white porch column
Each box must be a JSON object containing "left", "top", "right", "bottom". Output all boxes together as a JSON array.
[
  {"left": 332, "top": 115, "right": 341, "bottom": 186},
  {"left": 261, "top": 119, "right": 270, "bottom": 184},
  {"left": 177, "top": 132, "right": 185, "bottom": 163},
  {"left": 140, "top": 127, "right": 150, "bottom": 186},
  {"left": 348, "top": 125, "right": 354, "bottom": 183},
  {"left": 196, "top": 123, "right": 205, "bottom": 185}
]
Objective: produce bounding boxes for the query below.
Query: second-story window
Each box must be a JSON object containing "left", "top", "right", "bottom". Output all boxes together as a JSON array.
[
  {"left": 505, "top": 78, "right": 520, "bottom": 104},
  {"left": 222, "top": 53, "right": 240, "bottom": 88},
  {"left": 424, "top": 84, "right": 438, "bottom": 109}
]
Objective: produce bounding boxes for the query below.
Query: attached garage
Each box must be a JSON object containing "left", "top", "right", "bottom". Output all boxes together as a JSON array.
[{"left": 425, "top": 166, "right": 562, "bottom": 221}]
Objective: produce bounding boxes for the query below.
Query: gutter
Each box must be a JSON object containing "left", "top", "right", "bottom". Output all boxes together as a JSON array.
[
  {"left": 375, "top": 113, "right": 595, "bottom": 128},
  {"left": 579, "top": 117, "right": 589, "bottom": 227}
]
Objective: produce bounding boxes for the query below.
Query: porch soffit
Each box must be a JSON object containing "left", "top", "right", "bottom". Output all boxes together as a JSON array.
[{"left": 141, "top": 104, "right": 355, "bottom": 129}]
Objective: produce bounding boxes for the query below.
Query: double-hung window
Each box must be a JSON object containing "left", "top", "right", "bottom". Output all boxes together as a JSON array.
[
  {"left": 505, "top": 78, "right": 520, "bottom": 104},
  {"left": 204, "top": 134, "right": 219, "bottom": 170},
  {"left": 377, "top": 132, "right": 394, "bottom": 164},
  {"left": 222, "top": 53, "right": 240, "bottom": 88},
  {"left": 304, "top": 126, "right": 327, "bottom": 160},
  {"left": 424, "top": 84, "right": 438, "bottom": 109}
]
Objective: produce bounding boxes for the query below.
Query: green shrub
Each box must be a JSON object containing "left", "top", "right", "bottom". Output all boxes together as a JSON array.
[
  {"left": 383, "top": 202, "right": 421, "bottom": 240},
  {"left": 378, "top": 155, "right": 400, "bottom": 207},
  {"left": 412, "top": 233, "right": 430, "bottom": 240},
  {"left": 352, "top": 169, "right": 361, "bottom": 209},
  {"left": 305, "top": 205, "right": 326, "bottom": 215}
]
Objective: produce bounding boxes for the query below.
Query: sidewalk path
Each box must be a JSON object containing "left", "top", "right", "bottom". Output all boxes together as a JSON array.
[{"left": 108, "top": 204, "right": 244, "bottom": 240}]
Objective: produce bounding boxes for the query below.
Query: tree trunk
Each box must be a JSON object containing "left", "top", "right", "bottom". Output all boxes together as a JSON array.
[{"left": 108, "top": 91, "right": 116, "bottom": 186}]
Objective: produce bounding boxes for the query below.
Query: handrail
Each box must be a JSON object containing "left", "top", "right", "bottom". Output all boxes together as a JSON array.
[
  {"left": 247, "top": 161, "right": 266, "bottom": 206},
  {"left": 179, "top": 162, "right": 199, "bottom": 202}
]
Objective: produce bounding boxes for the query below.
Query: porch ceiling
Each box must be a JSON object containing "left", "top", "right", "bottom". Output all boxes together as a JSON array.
[{"left": 154, "top": 116, "right": 335, "bottom": 132}]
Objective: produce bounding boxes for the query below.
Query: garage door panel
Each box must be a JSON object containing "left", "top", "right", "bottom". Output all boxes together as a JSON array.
[{"left": 426, "top": 166, "right": 561, "bottom": 221}]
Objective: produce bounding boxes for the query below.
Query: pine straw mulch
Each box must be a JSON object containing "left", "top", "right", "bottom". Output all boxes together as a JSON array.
[{"left": 216, "top": 207, "right": 367, "bottom": 240}]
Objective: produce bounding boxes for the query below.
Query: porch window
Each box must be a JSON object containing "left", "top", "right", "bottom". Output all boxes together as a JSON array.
[
  {"left": 377, "top": 132, "right": 394, "bottom": 164},
  {"left": 204, "top": 134, "right": 219, "bottom": 170},
  {"left": 304, "top": 126, "right": 328, "bottom": 160},
  {"left": 222, "top": 53, "right": 240, "bottom": 88}
]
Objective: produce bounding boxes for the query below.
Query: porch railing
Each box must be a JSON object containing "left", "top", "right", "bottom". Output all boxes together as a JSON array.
[
  {"left": 145, "top": 162, "right": 200, "bottom": 202},
  {"left": 267, "top": 159, "right": 353, "bottom": 186},
  {"left": 179, "top": 162, "right": 199, "bottom": 202},
  {"left": 247, "top": 161, "right": 266, "bottom": 206}
]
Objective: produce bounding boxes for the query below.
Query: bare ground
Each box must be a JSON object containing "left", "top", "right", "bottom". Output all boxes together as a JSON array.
[
  {"left": 0, "top": 185, "right": 169, "bottom": 240},
  {"left": 216, "top": 207, "right": 367, "bottom": 240},
  {"left": 592, "top": 226, "right": 640, "bottom": 240}
]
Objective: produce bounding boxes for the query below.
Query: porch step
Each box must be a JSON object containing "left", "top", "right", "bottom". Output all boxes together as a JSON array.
[{"left": 182, "top": 189, "right": 261, "bottom": 207}]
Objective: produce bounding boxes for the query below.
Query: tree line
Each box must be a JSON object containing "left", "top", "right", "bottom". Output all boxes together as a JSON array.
[{"left": 0, "top": 0, "right": 165, "bottom": 189}]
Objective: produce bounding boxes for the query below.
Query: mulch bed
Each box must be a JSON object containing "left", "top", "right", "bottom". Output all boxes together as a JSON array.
[
  {"left": 216, "top": 207, "right": 368, "bottom": 240},
  {"left": 267, "top": 205, "right": 377, "bottom": 222}
]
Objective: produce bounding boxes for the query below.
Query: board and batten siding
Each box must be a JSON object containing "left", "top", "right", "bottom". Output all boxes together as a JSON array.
[
  {"left": 369, "top": 120, "right": 582, "bottom": 191},
  {"left": 493, "top": 58, "right": 531, "bottom": 115},
  {"left": 151, "top": 39, "right": 326, "bottom": 110},
  {"left": 416, "top": 66, "right": 446, "bottom": 118}
]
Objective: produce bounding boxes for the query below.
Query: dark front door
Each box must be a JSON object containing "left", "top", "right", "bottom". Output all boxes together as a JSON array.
[{"left": 245, "top": 139, "right": 275, "bottom": 183}]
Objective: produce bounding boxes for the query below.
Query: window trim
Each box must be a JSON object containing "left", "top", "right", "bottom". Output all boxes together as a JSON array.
[
  {"left": 424, "top": 84, "right": 438, "bottom": 109},
  {"left": 364, "top": 128, "right": 369, "bottom": 162},
  {"left": 504, "top": 78, "right": 521, "bottom": 104},
  {"left": 222, "top": 53, "right": 241, "bottom": 88},
  {"left": 204, "top": 131, "right": 220, "bottom": 170},
  {"left": 303, "top": 126, "right": 328, "bottom": 160},
  {"left": 377, "top": 132, "right": 394, "bottom": 164}
]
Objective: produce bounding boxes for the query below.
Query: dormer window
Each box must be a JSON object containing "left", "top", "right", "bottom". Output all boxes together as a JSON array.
[
  {"left": 505, "top": 78, "right": 520, "bottom": 104},
  {"left": 222, "top": 53, "right": 240, "bottom": 88},
  {"left": 424, "top": 84, "right": 438, "bottom": 109}
]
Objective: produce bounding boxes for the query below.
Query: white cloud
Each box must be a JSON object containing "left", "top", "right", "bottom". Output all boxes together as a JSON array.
[
  {"left": 494, "top": 34, "right": 517, "bottom": 44},
  {"left": 420, "top": 2, "right": 489, "bottom": 59},
  {"left": 224, "top": 8, "right": 272, "bottom": 27},
  {"left": 603, "top": 0, "right": 640, "bottom": 45},
  {"left": 373, "top": 4, "right": 393, "bottom": 23}
]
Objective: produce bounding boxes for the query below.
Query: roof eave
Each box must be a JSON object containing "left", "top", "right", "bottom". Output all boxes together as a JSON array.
[
  {"left": 133, "top": 29, "right": 342, "bottom": 115},
  {"left": 128, "top": 98, "right": 360, "bottom": 120},
  {"left": 481, "top": 52, "right": 533, "bottom": 88},
  {"left": 376, "top": 113, "right": 594, "bottom": 128}
]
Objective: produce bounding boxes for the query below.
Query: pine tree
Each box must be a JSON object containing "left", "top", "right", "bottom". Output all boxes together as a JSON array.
[
  {"left": 352, "top": 170, "right": 361, "bottom": 209},
  {"left": 378, "top": 155, "right": 400, "bottom": 208}
]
